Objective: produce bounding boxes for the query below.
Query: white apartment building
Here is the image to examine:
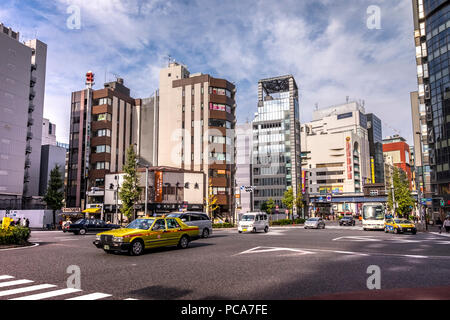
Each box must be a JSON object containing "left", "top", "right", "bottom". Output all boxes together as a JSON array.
[
  {"left": 0, "top": 23, "right": 47, "bottom": 209},
  {"left": 41, "top": 118, "right": 57, "bottom": 146}
]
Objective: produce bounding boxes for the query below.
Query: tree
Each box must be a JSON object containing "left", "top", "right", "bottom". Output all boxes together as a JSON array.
[
  {"left": 260, "top": 201, "right": 268, "bottom": 214},
  {"left": 296, "top": 191, "right": 305, "bottom": 218},
  {"left": 119, "top": 145, "right": 141, "bottom": 222},
  {"left": 282, "top": 187, "right": 295, "bottom": 219},
  {"left": 387, "top": 167, "right": 415, "bottom": 218},
  {"left": 43, "top": 165, "right": 64, "bottom": 228},
  {"left": 266, "top": 198, "right": 275, "bottom": 215}
]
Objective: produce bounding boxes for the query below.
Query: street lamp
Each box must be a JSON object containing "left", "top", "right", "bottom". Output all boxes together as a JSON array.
[{"left": 415, "top": 131, "right": 427, "bottom": 230}]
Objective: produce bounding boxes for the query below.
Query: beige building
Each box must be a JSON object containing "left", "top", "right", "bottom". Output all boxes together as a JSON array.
[
  {"left": 301, "top": 102, "right": 371, "bottom": 195},
  {"left": 157, "top": 62, "right": 237, "bottom": 219}
]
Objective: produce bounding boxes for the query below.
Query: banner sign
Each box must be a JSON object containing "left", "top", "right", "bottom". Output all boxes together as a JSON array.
[
  {"left": 346, "top": 137, "right": 353, "bottom": 180},
  {"left": 155, "top": 171, "right": 163, "bottom": 203}
]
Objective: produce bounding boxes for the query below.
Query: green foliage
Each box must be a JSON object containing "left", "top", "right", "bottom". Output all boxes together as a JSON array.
[
  {"left": 387, "top": 167, "right": 415, "bottom": 218},
  {"left": 282, "top": 187, "right": 294, "bottom": 217},
  {"left": 0, "top": 226, "right": 31, "bottom": 245},
  {"left": 266, "top": 198, "right": 275, "bottom": 215},
  {"left": 119, "top": 146, "right": 142, "bottom": 221},
  {"left": 260, "top": 201, "right": 268, "bottom": 213},
  {"left": 270, "top": 218, "right": 306, "bottom": 226},
  {"left": 213, "top": 223, "right": 235, "bottom": 229},
  {"left": 43, "top": 165, "right": 64, "bottom": 211}
]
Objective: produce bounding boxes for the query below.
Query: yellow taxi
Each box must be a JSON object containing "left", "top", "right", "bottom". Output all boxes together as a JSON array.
[
  {"left": 93, "top": 217, "right": 199, "bottom": 255},
  {"left": 384, "top": 218, "right": 417, "bottom": 235}
]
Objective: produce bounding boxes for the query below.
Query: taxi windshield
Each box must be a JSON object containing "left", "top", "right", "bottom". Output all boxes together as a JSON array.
[
  {"left": 241, "top": 215, "right": 255, "bottom": 222},
  {"left": 395, "top": 219, "right": 412, "bottom": 224},
  {"left": 126, "top": 219, "right": 155, "bottom": 230}
]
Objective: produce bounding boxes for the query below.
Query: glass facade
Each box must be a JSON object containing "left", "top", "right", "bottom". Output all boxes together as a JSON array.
[
  {"left": 252, "top": 76, "right": 301, "bottom": 210},
  {"left": 424, "top": 0, "right": 450, "bottom": 189},
  {"left": 366, "top": 114, "right": 385, "bottom": 184}
]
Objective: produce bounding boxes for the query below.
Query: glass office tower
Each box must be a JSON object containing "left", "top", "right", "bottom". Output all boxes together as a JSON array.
[
  {"left": 412, "top": 0, "right": 450, "bottom": 210},
  {"left": 367, "top": 114, "right": 385, "bottom": 184},
  {"left": 252, "top": 75, "right": 301, "bottom": 215}
]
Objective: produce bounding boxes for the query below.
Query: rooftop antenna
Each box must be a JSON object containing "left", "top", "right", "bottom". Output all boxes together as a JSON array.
[
  {"left": 167, "top": 54, "right": 173, "bottom": 66},
  {"left": 315, "top": 103, "right": 319, "bottom": 111},
  {"left": 346, "top": 96, "right": 349, "bottom": 103}
]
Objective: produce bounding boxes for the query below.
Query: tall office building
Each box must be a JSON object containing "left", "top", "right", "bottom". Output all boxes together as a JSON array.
[
  {"left": 66, "top": 75, "right": 137, "bottom": 209},
  {"left": 252, "top": 75, "right": 301, "bottom": 214},
  {"left": 366, "top": 113, "right": 385, "bottom": 184},
  {"left": 0, "top": 23, "right": 47, "bottom": 209},
  {"left": 412, "top": 0, "right": 450, "bottom": 210},
  {"left": 157, "top": 62, "right": 237, "bottom": 220},
  {"left": 235, "top": 122, "right": 253, "bottom": 214}
]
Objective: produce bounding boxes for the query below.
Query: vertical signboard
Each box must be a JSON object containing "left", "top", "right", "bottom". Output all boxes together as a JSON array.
[
  {"left": 371, "top": 157, "right": 375, "bottom": 183},
  {"left": 301, "top": 170, "right": 306, "bottom": 194},
  {"left": 155, "top": 171, "right": 163, "bottom": 203},
  {"left": 346, "top": 137, "right": 353, "bottom": 180}
]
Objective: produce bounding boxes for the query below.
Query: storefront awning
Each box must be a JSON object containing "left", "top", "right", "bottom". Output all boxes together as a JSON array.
[{"left": 82, "top": 208, "right": 101, "bottom": 214}]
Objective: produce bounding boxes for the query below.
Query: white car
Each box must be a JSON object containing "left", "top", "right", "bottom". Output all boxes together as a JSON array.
[{"left": 238, "top": 213, "right": 269, "bottom": 233}]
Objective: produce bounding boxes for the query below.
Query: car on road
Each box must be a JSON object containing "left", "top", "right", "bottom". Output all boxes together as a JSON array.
[
  {"left": 167, "top": 212, "right": 212, "bottom": 238},
  {"left": 68, "top": 219, "right": 121, "bottom": 235},
  {"left": 93, "top": 217, "right": 200, "bottom": 256},
  {"left": 384, "top": 218, "right": 417, "bottom": 235},
  {"left": 304, "top": 218, "right": 326, "bottom": 229},
  {"left": 339, "top": 216, "right": 356, "bottom": 226},
  {"left": 238, "top": 213, "right": 269, "bottom": 233}
]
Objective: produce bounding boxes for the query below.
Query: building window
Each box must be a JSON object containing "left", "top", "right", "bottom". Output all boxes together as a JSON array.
[{"left": 95, "top": 162, "right": 110, "bottom": 170}]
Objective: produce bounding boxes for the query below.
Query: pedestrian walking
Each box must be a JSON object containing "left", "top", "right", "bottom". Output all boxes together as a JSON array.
[
  {"left": 443, "top": 217, "right": 450, "bottom": 233},
  {"left": 436, "top": 217, "right": 443, "bottom": 234},
  {"left": 25, "top": 218, "right": 30, "bottom": 228}
]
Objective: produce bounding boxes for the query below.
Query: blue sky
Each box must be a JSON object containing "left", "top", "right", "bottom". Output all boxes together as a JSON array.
[{"left": 0, "top": 0, "right": 417, "bottom": 144}]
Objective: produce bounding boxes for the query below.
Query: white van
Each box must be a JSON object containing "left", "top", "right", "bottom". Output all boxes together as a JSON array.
[{"left": 238, "top": 213, "right": 269, "bottom": 233}]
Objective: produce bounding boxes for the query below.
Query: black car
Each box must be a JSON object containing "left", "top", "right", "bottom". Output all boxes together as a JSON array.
[
  {"left": 339, "top": 216, "right": 356, "bottom": 226},
  {"left": 68, "top": 219, "right": 121, "bottom": 235}
]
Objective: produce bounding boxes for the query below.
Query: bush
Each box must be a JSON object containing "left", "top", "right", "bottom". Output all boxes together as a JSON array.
[
  {"left": 0, "top": 226, "right": 31, "bottom": 245},
  {"left": 213, "top": 223, "right": 235, "bottom": 229},
  {"left": 270, "top": 219, "right": 306, "bottom": 226}
]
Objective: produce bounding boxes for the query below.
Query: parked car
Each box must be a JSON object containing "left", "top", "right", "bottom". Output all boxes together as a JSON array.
[
  {"left": 340, "top": 216, "right": 356, "bottom": 226},
  {"left": 238, "top": 213, "right": 269, "bottom": 233},
  {"left": 384, "top": 218, "right": 417, "bottom": 235},
  {"left": 93, "top": 217, "right": 200, "bottom": 256},
  {"left": 304, "top": 218, "right": 326, "bottom": 229},
  {"left": 167, "top": 212, "right": 213, "bottom": 238},
  {"left": 68, "top": 219, "right": 121, "bottom": 235}
]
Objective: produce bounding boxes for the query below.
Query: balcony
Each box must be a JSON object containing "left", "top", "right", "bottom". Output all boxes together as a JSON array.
[
  {"left": 26, "top": 130, "right": 33, "bottom": 140},
  {"left": 24, "top": 158, "right": 31, "bottom": 168},
  {"left": 26, "top": 144, "right": 32, "bottom": 154},
  {"left": 30, "top": 76, "right": 36, "bottom": 86},
  {"left": 31, "top": 63, "right": 37, "bottom": 71},
  {"left": 23, "top": 172, "right": 31, "bottom": 183},
  {"left": 28, "top": 103, "right": 35, "bottom": 113},
  {"left": 29, "top": 88, "right": 36, "bottom": 99},
  {"left": 27, "top": 116, "right": 34, "bottom": 126}
]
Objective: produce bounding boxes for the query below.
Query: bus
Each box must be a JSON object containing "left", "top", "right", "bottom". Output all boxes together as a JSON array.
[{"left": 362, "top": 202, "right": 385, "bottom": 231}]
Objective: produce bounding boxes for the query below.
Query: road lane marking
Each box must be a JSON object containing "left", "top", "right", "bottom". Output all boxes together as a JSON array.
[
  {"left": 0, "top": 284, "right": 57, "bottom": 297},
  {"left": 0, "top": 276, "right": 15, "bottom": 281},
  {"left": 10, "top": 288, "right": 82, "bottom": 300},
  {"left": 235, "top": 246, "right": 315, "bottom": 256},
  {"left": 0, "top": 279, "right": 34, "bottom": 288},
  {"left": 66, "top": 293, "right": 112, "bottom": 300}
]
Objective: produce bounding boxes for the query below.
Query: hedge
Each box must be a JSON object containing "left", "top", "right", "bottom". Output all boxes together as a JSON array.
[
  {"left": 270, "top": 219, "right": 306, "bottom": 226},
  {"left": 0, "top": 227, "right": 31, "bottom": 245},
  {"left": 213, "top": 223, "right": 235, "bottom": 229}
]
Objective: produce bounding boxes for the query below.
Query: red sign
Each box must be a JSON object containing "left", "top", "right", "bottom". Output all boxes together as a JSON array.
[
  {"left": 346, "top": 137, "right": 353, "bottom": 180},
  {"left": 155, "top": 171, "right": 163, "bottom": 203}
]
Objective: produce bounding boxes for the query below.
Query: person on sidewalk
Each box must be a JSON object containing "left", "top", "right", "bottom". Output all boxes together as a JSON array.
[
  {"left": 436, "top": 217, "right": 443, "bottom": 234},
  {"left": 443, "top": 217, "right": 450, "bottom": 233}
]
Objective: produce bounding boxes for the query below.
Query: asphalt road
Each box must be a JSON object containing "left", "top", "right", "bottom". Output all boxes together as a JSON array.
[{"left": 1, "top": 222, "right": 450, "bottom": 300}]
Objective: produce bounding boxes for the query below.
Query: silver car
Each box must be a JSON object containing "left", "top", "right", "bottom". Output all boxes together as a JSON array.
[
  {"left": 168, "top": 212, "right": 213, "bottom": 238},
  {"left": 304, "top": 218, "right": 326, "bottom": 229}
]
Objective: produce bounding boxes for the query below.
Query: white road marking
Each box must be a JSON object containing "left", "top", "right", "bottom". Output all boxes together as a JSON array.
[
  {"left": 0, "top": 279, "right": 34, "bottom": 288},
  {"left": 10, "top": 288, "right": 82, "bottom": 300},
  {"left": 0, "top": 284, "right": 57, "bottom": 297},
  {"left": 0, "top": 243, "right": 40, "bottom": 252},
  {"left": 0, "top": 275, "right": 15, "bottom": 281},
  {"left": 333, "top": 236, "right": 382, "bottom": 242},
  {"left": 236, "top": 246, "right": 315, "bottom": 256},
  {"left": 124, "top": 298, "right": 138, "bottom": 300},
  {"left": 66, "top": 293, "right": 112, "bottom": 300}
]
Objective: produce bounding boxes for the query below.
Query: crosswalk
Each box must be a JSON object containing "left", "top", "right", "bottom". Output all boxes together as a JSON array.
[{"left": 0, "top": 274, "right": 136, "bottom": 300}]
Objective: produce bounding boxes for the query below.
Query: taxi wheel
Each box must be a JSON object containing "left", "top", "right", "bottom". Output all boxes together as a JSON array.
[
  {"left": 384, "top": 227, "right": 388, "bottom": 233},
  {"left": 394, "top": 228, "right": 399, "bottom": 234},
  {"left": 178, "top": 235, "right": 190, "bottom": 249},
  {"left": 130, "top": 239, "right": 144, "bottom": 256}
]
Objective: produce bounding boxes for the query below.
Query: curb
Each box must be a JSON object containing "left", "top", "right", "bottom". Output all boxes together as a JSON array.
[{"left": 0, "top": 243, "right": 40, "bottom": 252}]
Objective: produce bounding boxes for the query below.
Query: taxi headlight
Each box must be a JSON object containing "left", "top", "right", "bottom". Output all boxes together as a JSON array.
[
  {"left": 113, "top": 236, "right": 123, "bottom": 243},
  {"left": 96, "top": 235, "right": 101, "bottom": 241}
]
